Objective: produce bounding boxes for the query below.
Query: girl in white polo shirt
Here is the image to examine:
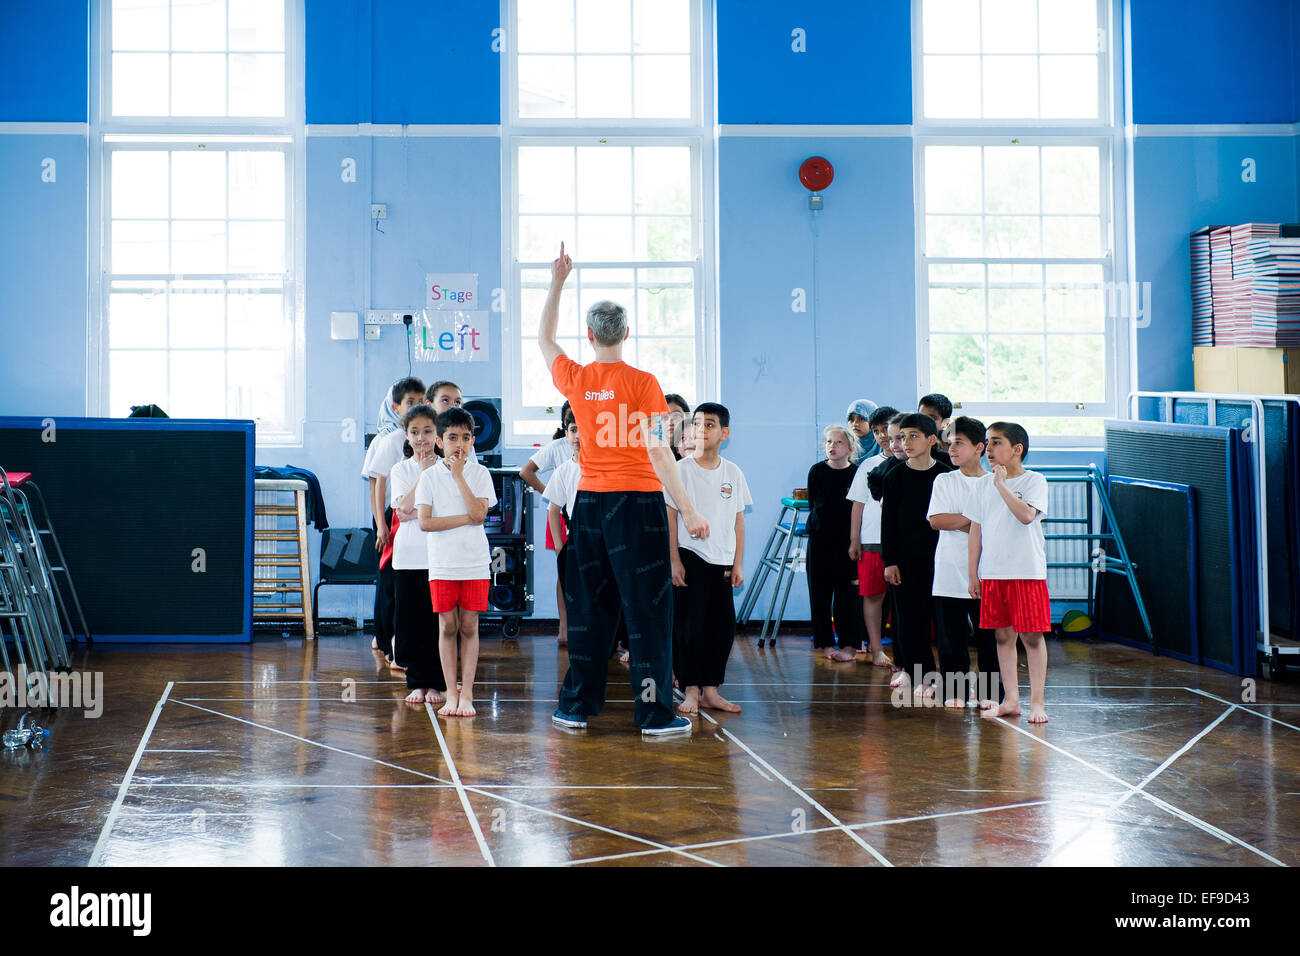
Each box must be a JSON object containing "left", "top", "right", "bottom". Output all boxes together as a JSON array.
[{"left": 389, "top": 404, "right": 445, "bottom": 704}]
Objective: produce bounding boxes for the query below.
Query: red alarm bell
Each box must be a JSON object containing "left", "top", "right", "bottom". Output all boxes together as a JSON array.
[{"left": 799, "top": 156, "right": 834, "bottom": 192}]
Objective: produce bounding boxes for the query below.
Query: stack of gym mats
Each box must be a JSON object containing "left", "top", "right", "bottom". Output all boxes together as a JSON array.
[
  {"left": 1191, "top": 223, "right": 1300, "bottom": 346},
  {"left": 1103, "top": 420, "right": 1259, "bottom": 677}
]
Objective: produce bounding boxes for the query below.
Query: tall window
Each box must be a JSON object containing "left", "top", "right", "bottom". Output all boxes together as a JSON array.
[
  {"left": 102, "top": 0, "right": 300, "bottom": 443},
  {"left": 916, "top": 0, "right": 1117, "bottom": 437},
  {"left": 505, "top": 0, "right": 711, "bottom": 440}
]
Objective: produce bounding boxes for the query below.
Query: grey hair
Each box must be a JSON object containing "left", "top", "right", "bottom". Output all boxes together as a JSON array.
[{"left": 586, "top": 300, "right": 628, "bottom": 346}]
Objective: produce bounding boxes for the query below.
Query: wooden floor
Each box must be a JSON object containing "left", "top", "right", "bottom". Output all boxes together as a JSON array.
[{"left": 2, "top": 628, "right": 1298, "bottom": 867}]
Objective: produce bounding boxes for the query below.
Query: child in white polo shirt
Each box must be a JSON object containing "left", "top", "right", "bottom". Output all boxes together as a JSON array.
[
  {"left": 665, "top": 403, "right": 752, "bottom": 716},
  {"left": 416, "top": 407, "right": 497, "bottom": 718},
  {"left": 964, "top": 421, "right": 1051, "bottom": 724},
  {"left": 926, "top": 416, "right": 997, "bottom": 708}
]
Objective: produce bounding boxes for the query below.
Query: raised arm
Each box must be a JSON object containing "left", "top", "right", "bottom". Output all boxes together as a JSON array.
[{"left": 537, "top": 242, "right": 573, "bottom": 371}]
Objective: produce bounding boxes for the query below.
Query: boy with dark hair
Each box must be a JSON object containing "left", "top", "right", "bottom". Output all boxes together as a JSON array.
[
  {"left": 927, "top": 416, "right": 998, "bottom": 707},
  {"left": 919, "top": 393, "right": 955, "bottom": 457},
  {"left": 666, "top": 402, "right": 751, "bottom": 715},
  {"left": 360, "top": 377, "right": 426, "bottom": 665},
  {"left": 965, "top": 421, "right": 1051, "bottom": 724},
  {"left": 415, "top": 407, "right": 497, "bottom": 717},
  {"left": 881, "top": 412, "right": 951, "bottom": 698}
]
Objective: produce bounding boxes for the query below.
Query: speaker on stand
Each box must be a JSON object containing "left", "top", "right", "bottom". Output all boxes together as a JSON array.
[{"left": 463, "top": 397, "right": 502, "bottom": 469}]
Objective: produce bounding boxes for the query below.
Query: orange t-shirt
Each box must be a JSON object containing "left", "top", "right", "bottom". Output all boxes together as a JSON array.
[{"left": 550, "top": 354, "right": 668, "bottom": 493}]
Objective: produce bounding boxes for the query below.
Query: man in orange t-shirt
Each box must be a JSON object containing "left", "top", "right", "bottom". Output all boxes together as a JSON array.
[{"left": 540, "top": 243, "right": 709, "bottom": 736}]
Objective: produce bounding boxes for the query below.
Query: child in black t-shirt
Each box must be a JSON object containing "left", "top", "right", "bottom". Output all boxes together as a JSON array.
[{"left": 881, "top": 412, "right": 952, "bottom": 698}]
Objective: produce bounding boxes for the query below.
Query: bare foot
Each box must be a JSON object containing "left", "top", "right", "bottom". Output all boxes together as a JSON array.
[
  {"left": 889, "top": 670, "right": 910, "bottom": 688},
  {"left": 980, "top": 699, "right": 1021, "bottom": 720},
  {"left": 1027, "top": 704, "right": 1048, "bottom": 724},
  {"left": 672, "top": 675, "right": 680, "bottom": 689},
  {"left": 914, "top": 683, "right": 935, "bottom": 701},
  {"left": 371, "top": 637, "right": 379, "bottom": 650},
  {"left": 618, "top": 650, "right": 629, "bottom": 665},
  {"left": 700, "top": 688, "right": 741, "bottom": 713},
  {"left": 405, "top": 688, "right": 426, "bottom": 704},
  {"left": 424, "top": 689, "right": 444, "bottom": 704},
  {"left": 872, "top": 653, "right": 892, "bottom": 668},
  {"left": 557, "top": 635, "right": 567, "bottom": 646},
  {"left": 456, "top": 695, "right": 476, "bottom": 717},
  {"left": 438, "top": 691, "right": 460, "bottom": 717},
  {"left": 677, "top": 689, "right": 699, "bottom": 714},
  {"left": 387, "top": 657, "right": 406, "bottom": 673},
  {"left": 943, "top": 697, "right": 965, "bottom": 709},
  {"left": 855, "top": 647, "right": 868, "bottom": 658},
  {"left": 825, "top": 647, "right": 856, "bottom": 662}
]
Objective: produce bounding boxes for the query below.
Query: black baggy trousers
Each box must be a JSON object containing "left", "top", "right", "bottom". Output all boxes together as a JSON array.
[{"left": 558, "top": 490, "right": 677, "bottom": 729}]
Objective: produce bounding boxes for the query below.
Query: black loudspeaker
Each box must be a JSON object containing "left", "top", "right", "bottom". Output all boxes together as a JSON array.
[
  {"left": 464, "top": 397, "right": 502, "bottom": 467},
  {"left": 490, "top": 585, "right": 521, "bottom": 611}
]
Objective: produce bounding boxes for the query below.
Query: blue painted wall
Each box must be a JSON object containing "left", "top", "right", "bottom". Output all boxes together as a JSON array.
[
  {"left": 716, "top": 0, "right": 912, "bottom": 124},
  {"left": 0, "top": 0, "right": 88, "bottom": 122},
  {"left": 306, "top": 0, "right": 499, "bottom": 124},
  {"left": 718, "top": 135, "right": 916, "bottom": 619},
  {"left": 0, "top": 135, "right": 87, "bottom": 416},
  {"left": 1131, "top": 135, "right": 1299, "bottom": 392},
  {"left": 1129, "top": 0, "right": 1298, "bottom": 125}
]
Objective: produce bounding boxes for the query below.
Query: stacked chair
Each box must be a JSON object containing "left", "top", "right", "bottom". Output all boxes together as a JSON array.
[{"left": 0, "top": 467, "right": 86, "bottom": 674}]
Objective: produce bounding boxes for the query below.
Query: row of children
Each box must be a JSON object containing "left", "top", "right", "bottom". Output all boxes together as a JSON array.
[
  {"left": 809, "top": 394, "right": 1051, "bottom": 723},
  {"left": 523, "top": 395, "right": 752, "bottom": 715},
  {"left": 360, "top": 377, "right": 494, "bottom": 716}
]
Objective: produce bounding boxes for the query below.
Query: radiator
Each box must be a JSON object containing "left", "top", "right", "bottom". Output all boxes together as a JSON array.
[{"left": 1045, "top": 478, "right": 1094, "bottom": 602}]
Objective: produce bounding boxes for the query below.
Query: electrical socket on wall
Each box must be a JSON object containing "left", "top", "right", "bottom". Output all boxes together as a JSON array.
[
  {"left": 365, "top": 310, "right": 420, "bottom": 325},
  {"left": 364, "top": 325, "right": 381, "bottom": 340},
  {"left": 370, "top": 203, "right": 387, "bottom": 220}
]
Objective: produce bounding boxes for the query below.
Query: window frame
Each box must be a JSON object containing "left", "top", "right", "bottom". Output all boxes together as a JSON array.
[
  {"left": 911, "top": 0, "right": 1129, "bottom": 445},
  {"left": 501, "top": 0, "right": 716, "bottom": 447},
  {"left": 90, "top": 0, "right": 307, "bottom": 447},
  {"left": 916, "top": 0, "right": 1109, "bottom": 127}
]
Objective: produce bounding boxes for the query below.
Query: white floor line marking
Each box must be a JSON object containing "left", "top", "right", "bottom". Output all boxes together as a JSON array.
[
  {"left": 425, "top": 704, "right": 495, "bottom": 867},
  {"left": 1184, "top": 687, "right": 1300, "bottom": 734},
  {"left": 748, "top": 762, "right": 773, "bottom": 782},
  {"left": 460, "top": 785, "right": 726, "bottom": 867},
  {"left": 568, "top": 798, "right": 1057, "bottom": 866},
  {"left": 171, "top": 699, "right": 454, "bottom": 786},
  {"left": 992, "top": 716, "right": 1287, "bottom": 867},
  {"left": 171, "top": 699, "right": 717, "bottom": 863},
  {"left": 1041, "top": 706, "right": 1238, "bottom": 866},
  {"left": 143, "top": 748, "right": 227, "bottom": 752},
  {"left": 1056, "top": 719, "right": 1193, "bottom": 744},
  {"left": 684, "top": 695, "right": 892, "bottom": 867},
  {"left": 90, "top": 681, "right": 173, "bottom": 867}
]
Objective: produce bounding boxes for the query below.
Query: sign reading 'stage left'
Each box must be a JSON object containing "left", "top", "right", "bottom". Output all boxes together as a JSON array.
[{"left": 417, "top": 273, "right": 488, "bottom": 363}]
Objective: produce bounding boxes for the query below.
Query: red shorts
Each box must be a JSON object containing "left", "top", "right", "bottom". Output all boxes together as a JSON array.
[
  {"left": 857, "top": 551, "right": 886, "bottom": 597},
  {"left": 979, "top": 579, "right": 1050, "bottom": 633},
  {"left": 429, "top": 579, "right": 489, "bottom": 613}
]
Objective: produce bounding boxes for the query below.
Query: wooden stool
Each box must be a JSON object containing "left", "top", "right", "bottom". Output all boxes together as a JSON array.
[{"left": 253, "top": 478, "right": 314, "bottom": 639}]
